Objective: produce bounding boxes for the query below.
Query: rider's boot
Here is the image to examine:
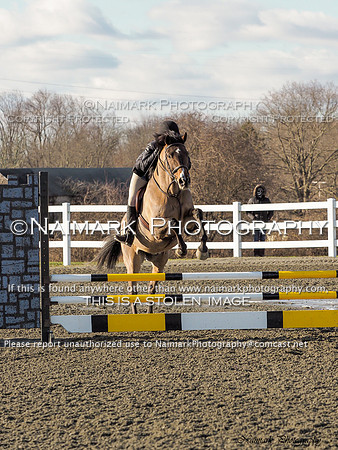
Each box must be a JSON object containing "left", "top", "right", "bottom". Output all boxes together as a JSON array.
[{"left": 115, "top": 206, "right": 137, "bottom": 246}]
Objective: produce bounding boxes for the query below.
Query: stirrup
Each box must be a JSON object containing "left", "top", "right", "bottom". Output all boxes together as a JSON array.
[{"left": 115, "top": 231, "right": 134, "bottom": 246}]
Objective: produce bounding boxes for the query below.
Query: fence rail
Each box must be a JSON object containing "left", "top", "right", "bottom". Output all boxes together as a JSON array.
[{"left": 48, "top": 198, "right": 337, "bottom": 265}]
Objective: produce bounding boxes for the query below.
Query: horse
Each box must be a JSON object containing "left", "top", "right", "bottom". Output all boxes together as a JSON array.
[{"left": 96, "top": 132, "right": 209, "bottom": 313}]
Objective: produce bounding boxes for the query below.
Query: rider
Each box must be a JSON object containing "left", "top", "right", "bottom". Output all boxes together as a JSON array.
[{"left": 116, "top": 120, "right": 187, "bottom": 246}]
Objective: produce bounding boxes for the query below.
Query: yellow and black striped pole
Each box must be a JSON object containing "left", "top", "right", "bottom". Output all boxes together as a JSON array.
[
  {"left": 51, "top": 310, "right": 338, "bottom": 333},
  {"left": 50, "top": 270, "right": 338, "bottom": 283},
  {"left": 50, "top": 291, "right": 338, "bottom": 304}
]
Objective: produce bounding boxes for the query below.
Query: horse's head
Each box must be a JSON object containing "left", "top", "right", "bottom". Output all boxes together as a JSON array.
[{"left": 162, "top": 132, "right": 190, "bottom": 190}]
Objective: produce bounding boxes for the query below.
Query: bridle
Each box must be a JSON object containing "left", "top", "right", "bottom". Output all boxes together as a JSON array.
[
  {"left": 152, "top": 143, "right": 190, "bottom": 198},
  {"left": 138, "top": 142, "right": 190, "bottom": 233}
]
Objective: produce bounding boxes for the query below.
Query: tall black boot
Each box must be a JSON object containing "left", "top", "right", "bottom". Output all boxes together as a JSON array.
[
  {"left": 254, "top": 249, "right": 260, "bottom": 257},
  {"left": 115, "top": 206, "right": 137, "bottom": 246}
]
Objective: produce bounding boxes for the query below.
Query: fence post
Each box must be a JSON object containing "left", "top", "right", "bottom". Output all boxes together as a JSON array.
[
  {"left": 327, "top": 198, "right": 337, "bottom": 257},
  {"left": 233, "top": 201, "right": 242, "bottom": 257},
  {"left": 39, "top": 172, "right": 50, "bottom": 342},
  {"left": 62, "top": 202, "right": 71, "bottom": 265}
]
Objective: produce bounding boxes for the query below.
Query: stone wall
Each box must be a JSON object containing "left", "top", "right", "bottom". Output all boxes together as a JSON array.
[{"left": 0, "top": 174, "right": 40, "bottom": 328}]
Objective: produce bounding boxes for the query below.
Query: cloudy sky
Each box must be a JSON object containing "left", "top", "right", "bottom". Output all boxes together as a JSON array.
[{"left": 0, "top": 0, "right": 337, "bottom": 117}]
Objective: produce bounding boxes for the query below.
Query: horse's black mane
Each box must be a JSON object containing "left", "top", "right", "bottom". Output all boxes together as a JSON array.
[
  {"left": 153, "top": 130, "right": 184, "bottom": 146},
  {"left": 146, "top": 131, "right": 185, "bottom": 179}
]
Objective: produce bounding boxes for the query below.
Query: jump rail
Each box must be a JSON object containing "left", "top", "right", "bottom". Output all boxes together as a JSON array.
[
  {"left": 51, "top": 310, "right": 338, "bottom": 333},
  {"left": 50, "top": 291, "right": 338, "bottom": 305},
  {"left": 50, "top": 270, "right": 338, "bottom": 283}
]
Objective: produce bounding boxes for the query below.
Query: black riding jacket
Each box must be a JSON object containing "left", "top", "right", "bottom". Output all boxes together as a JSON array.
[
  {"left": 133, "top": 141, "right": 191, "bottom": 181},
  {"left": 133, "top": 141, "right": 160, "bottom": 181}
]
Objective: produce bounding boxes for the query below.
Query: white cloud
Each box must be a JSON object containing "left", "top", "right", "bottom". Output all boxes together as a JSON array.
[
  {"left": 2, "top": 43, "right": 336, "bottom": 107},
  {"left": 149, "top": 1, "right": 338, "bottom": 51},
  {"left": 0, "top": 41, "right": 119, "bottom": 98},
  {"left": 0, "top": 0, "right": 121, "bottom": 94},
  {"left": 90, "top": 53, "right": 210, "bottom": 99},
  {"left": 0, "top": 0, "right": 337, "bottom": 111},
  {"left": 149, "top": 0, "right": 259, "bottom": 51},
  {"left": 201, "top": 48, "right": 338, "bottom": 100},
  {"left": 0, "top": 0, "right": 120, "bottom": 46},
  {"left": 244, "top": 9, "right": 338, "bottom": 44},
  {"left": 3, "top": 41, "right": 118, "bottom": 70},
  {"left": 86, "top": 45, "right": 338, "bottom": 104}
]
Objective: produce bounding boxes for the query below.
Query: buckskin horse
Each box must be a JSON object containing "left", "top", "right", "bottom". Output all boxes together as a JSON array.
[{"left": 96, "top": 132, "right": 209, "bottom": 313}]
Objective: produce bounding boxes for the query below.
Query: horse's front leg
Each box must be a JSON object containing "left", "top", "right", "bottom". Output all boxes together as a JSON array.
[
  {"left": 170, "top": 218, "right": 187, "bottom": 258},
  {"left": 188, "top": 208, "right": 209, "bottom": 260}
]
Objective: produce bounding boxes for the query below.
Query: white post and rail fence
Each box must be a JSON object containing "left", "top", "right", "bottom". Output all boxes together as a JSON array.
[{"left": 48, "top": 198, "right": 337, "bottom": 265}]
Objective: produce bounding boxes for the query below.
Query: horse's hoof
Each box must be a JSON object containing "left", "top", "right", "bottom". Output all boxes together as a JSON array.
[
  {"left": 175, "top": 249, "right": 187, "bottom": 258},
  {"left": 196, "top": 248, "right": 209, "bottom": 260}
]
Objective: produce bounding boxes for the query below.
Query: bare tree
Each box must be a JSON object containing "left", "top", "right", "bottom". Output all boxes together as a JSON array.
[
  {"left": 0, "top": 92, "right": 27, "bottom": 167},
  {"left": 176, "top": 113, "right": 266, "bottom": 204},
  {"left": 114, "top": 117, "right": 164, "bottom": 167},
  {"left": 21, "top": 90, "right": 122, "bottom": 168},
  {"left": 258, "top": 81, "right": 338, "bottom": 201}
]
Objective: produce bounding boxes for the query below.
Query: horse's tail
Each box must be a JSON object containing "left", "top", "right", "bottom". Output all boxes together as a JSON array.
[{"left": 94, "top": 236, "right": 122, "bottom": 269}]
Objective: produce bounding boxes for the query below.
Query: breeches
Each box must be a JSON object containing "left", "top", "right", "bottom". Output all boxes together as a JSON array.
[{"left": 128, "top": 173, "right": 147, "bottom": 206}]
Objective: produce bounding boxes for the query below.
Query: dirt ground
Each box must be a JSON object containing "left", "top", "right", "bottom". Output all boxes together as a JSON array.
[{"left": 1, "top": 257, "right": 337, "bottom": 449}]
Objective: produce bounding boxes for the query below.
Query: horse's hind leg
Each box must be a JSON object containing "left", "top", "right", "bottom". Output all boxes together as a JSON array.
[
  {"left": 121, "top": 244, "right": 144, "bottom": 314},
  {"left": 189, "top": 208, "right": 209, "bottom": 260},
  {"left": 147, "top": 252, "right": 169, "bottom": 314}
]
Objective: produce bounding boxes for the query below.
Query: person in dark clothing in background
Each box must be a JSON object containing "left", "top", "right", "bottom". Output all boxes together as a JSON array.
[{"left": 247, "top": 185, "right": 274, "bottom": 257}]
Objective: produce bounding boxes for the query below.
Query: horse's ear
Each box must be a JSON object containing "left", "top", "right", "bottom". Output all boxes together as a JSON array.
[{"left": 182, "top": 132, "right": 187, "bottom": 143}]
